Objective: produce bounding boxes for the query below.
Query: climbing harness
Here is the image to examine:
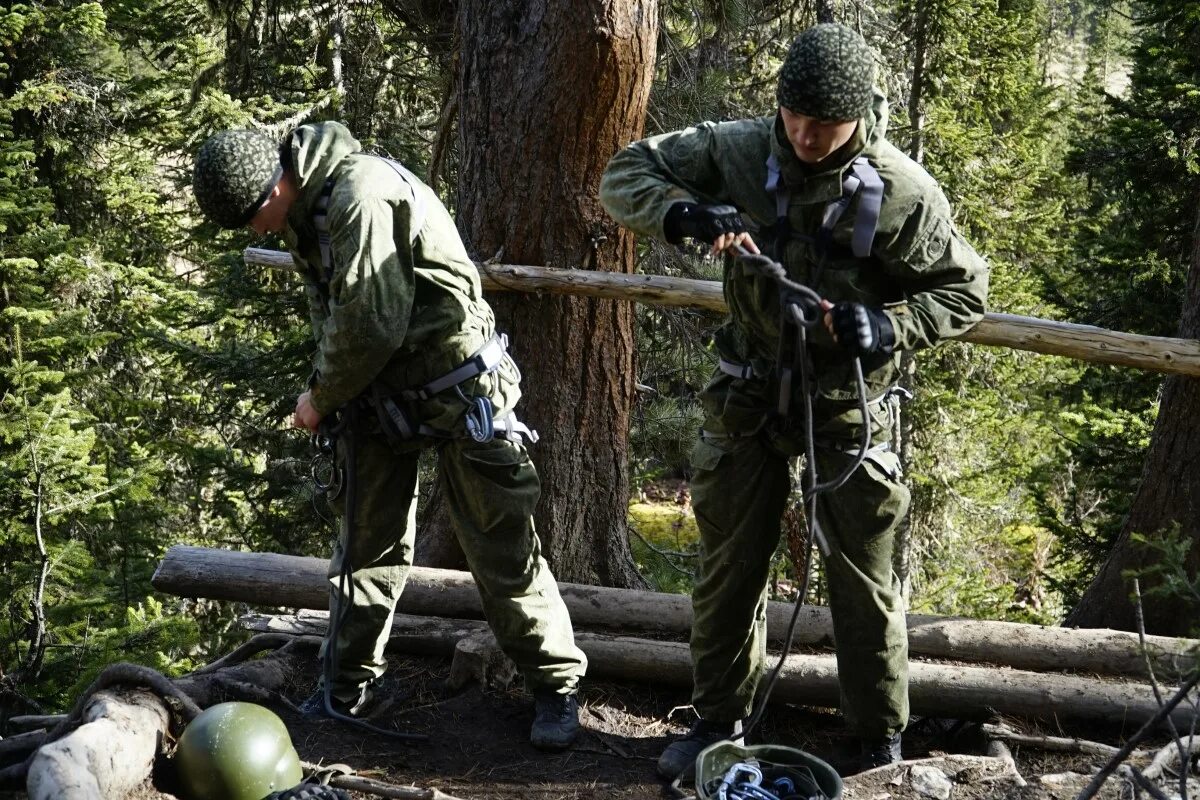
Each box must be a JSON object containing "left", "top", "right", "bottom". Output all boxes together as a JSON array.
[
  {"left": 763, "top": 153, "right": 882, "bottom": 265},
  {"left": 369, "top": 333, "right": 539, "bottom": 448},
  {"left": 312, "top": 156, "right": 537, "bottom": 449}
]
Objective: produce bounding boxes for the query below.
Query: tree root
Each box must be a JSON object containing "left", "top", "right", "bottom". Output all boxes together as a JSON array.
[{"left": 188, "top": 633, "right": 322, "bottom": 676}]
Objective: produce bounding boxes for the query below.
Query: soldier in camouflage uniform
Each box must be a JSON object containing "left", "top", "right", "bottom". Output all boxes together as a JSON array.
[
  {"left": 600, "top": 23, "right": 989, "bottom": 776},
  {"left": 193, "top": 121, "right": 587, "bottom": 750}
]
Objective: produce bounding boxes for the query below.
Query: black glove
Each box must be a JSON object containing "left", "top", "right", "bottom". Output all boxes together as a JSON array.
[
  {"left": 829, "top": 302, "right": 896, "bottom": 356},
  {"left": 664, "top": 202, "right": 746, "bottom": 245}
]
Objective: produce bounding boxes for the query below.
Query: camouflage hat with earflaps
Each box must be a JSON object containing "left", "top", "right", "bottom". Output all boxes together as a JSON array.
[
  {"left": 192, "top": 129, "right": 283, "bottom": 229},
  {"left": 777, "top": 23, "right": 875, "bottom": 122}
]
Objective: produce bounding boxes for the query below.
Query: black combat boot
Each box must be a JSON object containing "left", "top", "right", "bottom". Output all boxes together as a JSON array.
[
  {"left": 530, "top": 690, "right": 580, "bottom": 751},
  {"left": 299, "top": 676, "right": 387, "bottom": 720},
  {"left": 859, "top": 732, "right": 903, "bottom": 771},
  {"left": 657, "top": 718, "right": 744, "bottom": 780}
]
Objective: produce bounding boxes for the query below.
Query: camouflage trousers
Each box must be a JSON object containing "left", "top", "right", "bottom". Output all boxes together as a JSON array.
[
  {"left": 321, "top": 429, "right": 587, "bottom": 701},
  {"left": 688, "top": 369, "right": 911, "bottom": 739}
]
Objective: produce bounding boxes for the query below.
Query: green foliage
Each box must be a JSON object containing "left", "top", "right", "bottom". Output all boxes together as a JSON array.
[{"left": 628, "top": 498, "right": 699, "bottom": 595}]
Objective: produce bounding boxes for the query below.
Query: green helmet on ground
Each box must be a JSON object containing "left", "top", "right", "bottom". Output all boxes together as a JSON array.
[
  {"left": 192, "top": 129, "right": 283, "bottom": 228},
  {"left": 174, "top": 701, "right": 304, "bottom": 800},
  {"left": 777, "top": 23, "right": 876, "bottom": 121},
  {"left": 694, "top": 740, "right": 844, "bottom": 800}
]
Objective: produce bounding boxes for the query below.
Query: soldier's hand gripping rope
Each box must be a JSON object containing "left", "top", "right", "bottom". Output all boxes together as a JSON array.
[{"left": 727, "top": 244, "right": 873, "bottom": 740}]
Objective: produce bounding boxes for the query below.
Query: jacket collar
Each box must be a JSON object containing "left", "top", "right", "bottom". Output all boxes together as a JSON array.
[{"left": 767, "top": 89, "right": 889, "bottom": 204}]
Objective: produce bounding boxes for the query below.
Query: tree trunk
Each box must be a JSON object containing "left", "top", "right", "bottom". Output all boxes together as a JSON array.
[
  {"left": 905, "top": 0, "right": 930, "bottom": 165},
  {"left": 452, "top": 1, "right": 658, "bottom": 586},
  {"left": 1067, "top": 206, "right": 1200, "bottom": 635}
]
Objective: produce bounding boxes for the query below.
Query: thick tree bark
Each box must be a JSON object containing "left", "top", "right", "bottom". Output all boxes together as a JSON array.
[
  {"left": 451, "top": 1, "right": 658, "bottom": 586},
  {"left": 1068, "top": 207, "right": 1200, "bottom": 635}
]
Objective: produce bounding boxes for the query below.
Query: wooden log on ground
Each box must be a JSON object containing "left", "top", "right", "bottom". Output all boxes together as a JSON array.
[
  {"left": 243, "top": 611, "right": 1199, "bottom": 730},
  {"left": 25, "top": 689, "right": 169, "bottom": 800},
  {"left": 241, "top": 248, "right": 1200, "bottom": 376},
  {"left": 18, "top": 643, "right": 315, "bottom": 799},
  {"left": 155, "top": 546, "right": 1200, "bottom": 680}
]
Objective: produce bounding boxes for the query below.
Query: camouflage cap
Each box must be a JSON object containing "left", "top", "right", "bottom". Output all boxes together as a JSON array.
[
  {"left": 777, "top": 23, "right": 875, "bottom": 121},
  {"left": 192, "top": 129, "right": 283, "bottom": 229}
]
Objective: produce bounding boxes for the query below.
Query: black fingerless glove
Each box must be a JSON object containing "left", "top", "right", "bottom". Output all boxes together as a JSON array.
[
  {"left": 664, "top": 202, "right": 746, "bottom": 244},
  {"left": 830, "top": 302, "right": 896, "bottom": 356}
]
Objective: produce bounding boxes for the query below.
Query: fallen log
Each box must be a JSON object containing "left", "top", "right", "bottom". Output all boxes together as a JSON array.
[
  {"left": 154, "top": 546, "right": 1200, "bottom": 681},
  {"left": 14, "top": 643, "right": 316, "bottom": 799},
  {"left": 243, "top": 611, "right": 1199, "bottom": 729},
  {"left": 25, "top": 689, "right": 169, "bottom": 800},
  {"left": 242, "top": 248, "right": 1200, "bottom": 377}
]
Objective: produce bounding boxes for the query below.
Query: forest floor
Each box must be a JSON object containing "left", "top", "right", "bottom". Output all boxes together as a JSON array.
[{"left": 127, "top": 651, "right": 1191, "bottom": 800}]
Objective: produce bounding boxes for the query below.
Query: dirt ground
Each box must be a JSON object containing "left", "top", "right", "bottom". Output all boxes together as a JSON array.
[{"left": 126, "top": 652, "right": 1191, "bottom": 800}]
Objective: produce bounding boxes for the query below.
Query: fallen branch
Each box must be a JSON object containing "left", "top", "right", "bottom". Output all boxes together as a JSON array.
[
  {"left": 979, "top": 723, "right": 1140, "bottom": 759},
  {"left": 5, "top": 715, "right": 66, "bottom": 734},
  {"left": 1142, "top": 734, "right": 1199, "bottom": 781},
  {"left": 0, "top": 729, "right": 50, "bottom": 763},
  {"left": 1076, "top": 671, "right": 1200, "bottom": 800},
  {"left": 302, "top": 761, "right": 464, "bottom": 800}
]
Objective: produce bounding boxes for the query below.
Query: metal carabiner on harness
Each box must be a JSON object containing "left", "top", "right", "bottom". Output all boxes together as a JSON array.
[
  {"left": 455, "top": 386, "right": 495, "bottom": 443},
  {"left": 310, "top": 426, "right": 343, "bottom": 500}
]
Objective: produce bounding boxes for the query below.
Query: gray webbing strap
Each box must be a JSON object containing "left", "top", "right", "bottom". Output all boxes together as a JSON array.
[
  {"left": 372, "top": 386, "right": 537, "bottom": 446},
  {"left": 764, "top": 154, "right": 789, "bottom": 220},
  {"left": 849, "top": 157, "right": 883, "bottom": 257},
  {"left": 404, "top": 334, "right": 508, "bottom": 402},
  {"left": 312, "top": 156, "right": 429, "bottom": 279},
  {"left": 493, "top": 413, "right": 539, "bottom": 445},
  {"left": 718, "top": 358, "right": 756, "bottom": 380},
  {"left": 763, "top": 154, "right": 883, "bottom": 258}
]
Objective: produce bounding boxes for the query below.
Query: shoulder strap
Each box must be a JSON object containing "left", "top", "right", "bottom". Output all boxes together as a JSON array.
[
  {"left": 311, "top": 156, "right": 430, "bottom": 281},
  {"left": 765, "top": 154, "right": 884, "bottom": 260},
  {"left": 848, "top": 157, "right": 883, "bottom": 258}
]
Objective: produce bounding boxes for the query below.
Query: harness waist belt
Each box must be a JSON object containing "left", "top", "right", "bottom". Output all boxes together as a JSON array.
[
  {"left": 403, "top": 333, "right": 508, "bottom": 402},
  {"left": 372, "top": 390, "right": 537, "bottom": 446}
]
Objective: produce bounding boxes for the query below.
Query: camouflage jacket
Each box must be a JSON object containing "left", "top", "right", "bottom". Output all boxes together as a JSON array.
[
  {"left": 282, "top": 122, "right": 520, "bottom": 428},
  {"left": 599, "top": 92, "right": 989, "bottom": 399}
]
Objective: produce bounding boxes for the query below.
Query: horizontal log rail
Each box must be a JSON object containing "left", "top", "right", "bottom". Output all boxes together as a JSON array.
[
  {"left": 243, "top": 247, "right": 1200, "bottom": 377},
  {"left": 153, "top": 546, "right": 1200, "bottom": 681}
]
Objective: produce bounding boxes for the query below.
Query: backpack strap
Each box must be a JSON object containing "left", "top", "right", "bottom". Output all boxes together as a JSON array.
[{"left": 312, "top": 155, "right": 429, "bottom": 282}]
